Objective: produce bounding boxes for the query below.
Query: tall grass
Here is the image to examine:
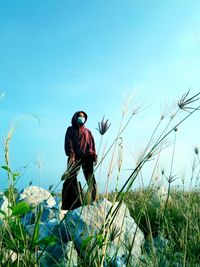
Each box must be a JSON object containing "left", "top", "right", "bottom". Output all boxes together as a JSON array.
[
  {"left": 108, "top": 187, "right": 200, "bottom": 266},
  {"left": 0, "top": 90, "right": 200, "bottom": 266}
]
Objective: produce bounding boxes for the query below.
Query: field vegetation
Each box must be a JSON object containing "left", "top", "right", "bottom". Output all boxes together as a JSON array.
[{"left": 0, "top": 90, "right": 200, "bottom": 266}]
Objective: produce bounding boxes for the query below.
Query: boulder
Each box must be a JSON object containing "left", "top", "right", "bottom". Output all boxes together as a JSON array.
[
  {"left": 60, "top": 241, "right": 78, "bottom": 267},
  {"left": 64, "top": 198, "right": 144, "bottom": 266},
  {"left": 19, "top": 186, "right": 56, "bottom": 207},
  {"left": 40, "top": 241, "right": 78, "bottom": 267},
  {"left": 26, "top": 218, "right": 70, "bottom": 244},
  {"left": 21, "top": 204, "right": 56, "bottom": 226}
]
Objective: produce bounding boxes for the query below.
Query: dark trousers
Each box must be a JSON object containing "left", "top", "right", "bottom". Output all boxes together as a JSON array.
[{"left": 62, "top": 155, "right": 97, "bottom": 210}]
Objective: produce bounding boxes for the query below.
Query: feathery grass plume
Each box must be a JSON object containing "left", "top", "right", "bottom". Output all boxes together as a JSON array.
[
  {"left": 33, "top": 155, "right": 44, "bottom": 187},
  {"left": 132, "top": 103, "right": 144, "bottom": 116},
  {"left": 178, "top": 89, "right": 200, "bottom": 112},
  {"left": 96, "top": 115, "right": 111, "bottom": 135},
  {"left": 161, "top": 101, "right": 177, "bottom": 120},
  {"left": 123, "top": 90, "right": 145, "bottom": 116},
  {"left": 33, "top": 156, "right": 43, "bottom": 169},
  {"left": 122, "top": 91, "right": 135, "bottom": 115}
]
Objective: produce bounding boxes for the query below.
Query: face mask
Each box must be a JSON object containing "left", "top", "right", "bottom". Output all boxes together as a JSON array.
[{"left": 77, "top": 116, "right": 85, "bottom": 124}]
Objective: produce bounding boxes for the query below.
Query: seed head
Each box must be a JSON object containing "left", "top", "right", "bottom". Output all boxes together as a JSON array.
[
  {"left": 178, "top": 89, "right": 200, "bottom": 112},
  {"left": 96, "top": 116, "right": 111, "bottom": 135}
]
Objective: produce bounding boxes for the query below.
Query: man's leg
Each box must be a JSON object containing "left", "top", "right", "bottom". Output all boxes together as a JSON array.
[
  {"left": 82, "top": 155, "right": 97, "bottom": 202},
  {"left": 62, "top": 159, "right": 82, "bottom": 209}
]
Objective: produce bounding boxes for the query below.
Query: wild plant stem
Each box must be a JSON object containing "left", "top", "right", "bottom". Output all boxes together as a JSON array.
[
  {"left": 164, "top": 130, "right": 177, "bottom": 215},
  {"left": 94, "top": 112, "right": 135, "bottom": 172},
  {"left": 97, "top": 135, "right": 103, "bottom": 156},
  {"left": 103, "top": 104, "right": 200, "bottom": 249}
]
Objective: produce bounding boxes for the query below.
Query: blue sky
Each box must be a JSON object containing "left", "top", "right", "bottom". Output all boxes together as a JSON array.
[{"left": 1, "top": 1, "right": 200, "bottom": 192}]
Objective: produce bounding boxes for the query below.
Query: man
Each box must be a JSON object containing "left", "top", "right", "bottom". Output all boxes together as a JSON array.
[{"left": 61, "top": 111, "right": 98, "bottom": 210}]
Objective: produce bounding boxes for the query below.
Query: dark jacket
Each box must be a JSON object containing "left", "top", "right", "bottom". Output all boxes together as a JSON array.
[{"left": 64, "top": 111, "right": 97, "bottom": 161}]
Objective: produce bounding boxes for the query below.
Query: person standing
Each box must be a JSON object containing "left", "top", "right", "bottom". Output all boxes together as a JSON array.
[{"left": 61, "top": 111, "right": 98, "bottom": 210}]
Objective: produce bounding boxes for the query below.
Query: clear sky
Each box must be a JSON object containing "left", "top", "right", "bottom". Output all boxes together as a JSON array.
[{"left": 1, "top": 1, "right": 200, "bottom": 193}]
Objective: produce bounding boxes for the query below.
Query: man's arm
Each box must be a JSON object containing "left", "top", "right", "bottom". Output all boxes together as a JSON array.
[{"left": 64, "top": 128, "right": 75, "bottom": 160}]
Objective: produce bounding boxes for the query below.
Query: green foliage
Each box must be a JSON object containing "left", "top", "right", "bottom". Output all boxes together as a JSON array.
[
  {"left": 4, "top": 186, "right": 19, "bottom": 203},
  {"left": 37, "top": 236, "right": 57, "bottom": 247},
  {"left": 163, "top": 190, "right": 200, "bottom": 262},
  {"left": 1, "top": 165, "right": 12, "bottom": 172},
  {"left": 0, "top": 162, "right": 58, "bottom": 266},
  {"left": 125, "top": 189, "right": 162, "bottom": 238},
  {"left": 11, "top": 201, "right": 30, "bottom": 216},
  {"left": 1, "top": 219, "right": 27, "bottom": 253},
  {"left": 81, "top": 235, "right": 95, "bottom": 251},
  {"left": 108, "top": 188, "right": 200, "bottom": 265},
  {"left": 29, "top": 206, "right": 42, "bottom": 251},
  {"left": 1, "top": 165, "right": 20, "bottom": 181}
]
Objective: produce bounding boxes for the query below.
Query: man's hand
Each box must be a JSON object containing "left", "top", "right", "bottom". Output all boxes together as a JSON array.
[
  {"left": 69, "top": 155, "right": 75, "bottom": 164},
  {"left": 93, "top": 154, "right": 98, "bottom": 166}
]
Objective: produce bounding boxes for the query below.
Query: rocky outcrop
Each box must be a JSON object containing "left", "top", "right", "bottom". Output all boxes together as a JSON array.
[
  {"left": 19, "top": 186, "right": 56, "bottom": 207},
  {"left": 64, "top": 198, "right": 144, "bottom": 266},
  {"left": 0, "top": 186, "right": 144, "bottom": 267}
]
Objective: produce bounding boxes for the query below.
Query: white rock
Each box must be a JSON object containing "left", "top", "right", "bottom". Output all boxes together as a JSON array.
[
  {"left": 19, "top": 186, "right": 56, "bottom": 207},
  {"left": 61, "top": 241, "right": 78, "bottom": 267},
  {"left": 39, "top": 241, "right": 78, "bottom": 267},
  {"left": 26, "top": 218, "right": 70, "bottom": 244},
  {"left": 21, "top": 204, "right": 56, "bottom": 226},
  {"left": 58, "top": 209, "right": 68, "bottom": 221},
  {"left": 64, "top": 198, "right": 144, "bottom": 265},
  {"left": 153, "top": 186, "right": 171, "bottom": 203}
]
